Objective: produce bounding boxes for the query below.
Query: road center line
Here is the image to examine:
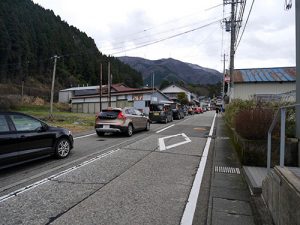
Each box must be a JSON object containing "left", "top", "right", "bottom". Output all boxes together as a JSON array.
[
  {"left": 180, "top": 113, "right": 216, "bottom": 225},
  {"left": 0, "top": 149, "right": 121, "bottom": 203},
  {"left": 156, "top": 124, "right": 175, "bottom": 133}
]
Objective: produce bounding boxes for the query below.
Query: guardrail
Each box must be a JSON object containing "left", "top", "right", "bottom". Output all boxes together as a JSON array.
[{"left": 267, "top": 104, "right": 300, "bottom": 172}]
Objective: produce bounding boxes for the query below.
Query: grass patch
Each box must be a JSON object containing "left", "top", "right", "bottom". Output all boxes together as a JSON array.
[{"left": 15, "top": 104, "right": 95, "bottom": 134}]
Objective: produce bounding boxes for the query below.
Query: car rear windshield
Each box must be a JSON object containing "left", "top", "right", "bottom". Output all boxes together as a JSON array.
[
  {"left": 99, "top": 110, "right": 120, "bottom": 119},
  {"left": 150, "top": 104, "right": 163, "bottom": 111}
]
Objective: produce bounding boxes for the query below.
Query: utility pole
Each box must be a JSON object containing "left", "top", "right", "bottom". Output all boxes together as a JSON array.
[
  {"left": 99, "top": 63, "right": 102, "bottom": 112},
  {"left": 108, "top": 62, "right": 111, "bottom": 107},
  {"left": 222, "top": 54, "right": 226, "bottom": 96},
  {"left": 49, "top": 55, "right": 58, "bottom": 118},
  {"left": 152, "top": 72, "right": 155, "bottom": 93},
  {"left": 296, "top": 1, "right": 300, "bottom": 142},
  {"left": 21, "top": 79, "right": 24, "bottom": 105},
  {"left": 229, "top": 0, "right": 236, "bottom": 100}
]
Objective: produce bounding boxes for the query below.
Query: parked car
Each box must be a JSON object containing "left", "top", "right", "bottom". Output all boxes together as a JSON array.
[
  {"left": 188, "top": 106, "right": 195, "bottom": 115},
  {"left": 95, "top": 107, "right": 150, "bottom": 137},
  {"left": 193, "top": 107, "right": 203, "bottom": 114},
  {"left": 0, "top": 112, "right": 74, "bottom": 169},
  {"left": 170, "top": 103, "right": 185, "bottom": 120},
  {"left": 182, "top": 105, "right": 189, "bottom": 116},
  {"left": 149, "top": 103, "right": 173, "bottom": 124}
]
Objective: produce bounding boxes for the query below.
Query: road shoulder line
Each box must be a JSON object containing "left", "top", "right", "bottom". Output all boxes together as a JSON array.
[{"left": 180, "top": 113, "right": 216, "bottom": 225}]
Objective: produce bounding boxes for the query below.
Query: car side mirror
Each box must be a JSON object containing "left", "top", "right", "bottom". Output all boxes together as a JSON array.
[{"left": 40, "top": 123, "right": 48, "bottom": 132}]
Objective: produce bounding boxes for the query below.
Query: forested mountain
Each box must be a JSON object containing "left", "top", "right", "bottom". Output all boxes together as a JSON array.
[
  {"left": 0, "top": 0, "right": 143, "bottom": 94},
  {"left": 118, "top": 56, "right": 222, "bottom": 86}
]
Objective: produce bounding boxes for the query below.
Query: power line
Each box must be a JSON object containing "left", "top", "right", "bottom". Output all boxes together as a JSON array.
[
  {"left": 235, "top": 0, "right": 255, "bottom": 52},
  {"left": 101, "top": 16, "right": 226, "bottom": 53},
  {"left": 110, "top": 19, "right": 223, "bottom": 56},
  {"left": 99, "top": 9, "right": 230, "bottom": 52},
  {"left": 105, "top": 3, "right": 223, "bottom": 43},
  {"left": 101, "top": 16, "right": 224, "bottom": 52}
]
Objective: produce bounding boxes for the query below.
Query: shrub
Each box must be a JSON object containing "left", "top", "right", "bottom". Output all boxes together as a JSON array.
[
  {"left": 54, "top": 102, "right": 71, "bottom": 112},
  {"left": 0, "top": 96, "right": 19, "bottom": 111},
  {"left": 235, "top": 107, "right": 275, "bottom": 140},
  {"left": 224, "top": 99, "right": 256, "bottom": 127}
]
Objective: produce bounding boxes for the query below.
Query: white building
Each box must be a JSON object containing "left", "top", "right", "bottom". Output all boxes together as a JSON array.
[
  {"left": 59, "top": 83, "right": 172, "bottom": 114},
  {"left": 160, "top": 84, "right": 197, "bottom": 103},
  {"left": 229, "top": 67, "right": 296, "bottom": 101}
]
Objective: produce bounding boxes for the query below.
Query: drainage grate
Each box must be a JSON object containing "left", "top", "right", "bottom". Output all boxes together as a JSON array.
[{"left": 215, "top": 166, "right": 240, "bottom": 174}]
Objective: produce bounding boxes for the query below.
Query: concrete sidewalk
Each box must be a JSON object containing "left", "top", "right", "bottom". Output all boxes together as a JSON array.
[{"left": 206, "top": 115, "right": 257, "bottom": 225}]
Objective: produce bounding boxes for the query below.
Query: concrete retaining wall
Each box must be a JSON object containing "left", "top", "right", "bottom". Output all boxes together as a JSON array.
[
  {"left": 262, "top": 166, "right": 300, "bottom": 225},
  {"left": 230, "top": 127, "right": 298, "bottom": 167}
]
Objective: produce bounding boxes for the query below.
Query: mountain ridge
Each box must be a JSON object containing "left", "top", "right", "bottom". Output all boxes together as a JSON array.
[{"left": 118, "top": 56, "right": 222, "bottom": 87}]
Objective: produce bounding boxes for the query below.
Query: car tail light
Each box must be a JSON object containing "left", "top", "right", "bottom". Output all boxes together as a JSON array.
[{"left": 117, "top": 112, "right": 126, "bottom": 120}]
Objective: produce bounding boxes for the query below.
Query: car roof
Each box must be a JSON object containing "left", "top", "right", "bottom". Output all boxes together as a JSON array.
[{"left": 103, "top": 107, "right": 122, "bottom": 111}]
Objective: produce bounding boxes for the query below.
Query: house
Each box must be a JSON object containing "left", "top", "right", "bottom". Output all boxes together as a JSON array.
[
  {"left": 58, "top": 83, "right": 138, "bottom": 103},
  {"left": 160, "top": 84, "right": 197, "bottom": 104},
  {"left": 229, "top": 67, "right": 296, "bottom": 101},
  {"left": 59, "top": 83, "right": 172, "bottom": 114}
]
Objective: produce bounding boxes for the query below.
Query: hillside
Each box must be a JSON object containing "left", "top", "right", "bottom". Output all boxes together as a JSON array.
[
  {"left": 118, "top": 56, "right": 222, "bottom": 86},
  {"left": 0, "top": 0, "right": 143, "bottom": 98}
]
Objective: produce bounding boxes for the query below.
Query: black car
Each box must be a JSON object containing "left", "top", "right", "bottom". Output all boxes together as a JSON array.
[
  {"left": 0, "top": 112, "right": 74, "bottom": 169},
  {"left": 149, "top": 103, "right": 173, "bottom": 124},
  {"left": 170, "top": 103, "right": 185, "bottom": 120}
]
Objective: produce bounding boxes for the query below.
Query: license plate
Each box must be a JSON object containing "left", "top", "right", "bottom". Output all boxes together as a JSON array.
[
  {"left": 103, "top": 125, "right": 110, "bottom": 129},
  {"left": 154, "top": 112, "right": 159, "bottom": 116}
]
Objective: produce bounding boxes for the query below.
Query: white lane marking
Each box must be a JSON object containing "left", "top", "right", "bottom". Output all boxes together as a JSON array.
[
  {"left": 158, "top": 133, "right": 191, "bottom": 151},
  {"left": 0, "top": 149, "right": 121, "bottom": 203},
  {"left": 74, "top": 133, "right": 95, "bottom": 139},
  {"left": 156, "top": 124, "right": 175, "bottom": 134},
  {"left": 181, "top": 113, "right": 216, "bottom": 225},
  {"left": 158, "top": 137, "right": 166, "bottom": 151}
]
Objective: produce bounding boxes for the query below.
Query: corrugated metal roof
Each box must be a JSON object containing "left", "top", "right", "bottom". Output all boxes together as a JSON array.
[{"left": 233, "top": 67, "right": 296, "bottom": 83}]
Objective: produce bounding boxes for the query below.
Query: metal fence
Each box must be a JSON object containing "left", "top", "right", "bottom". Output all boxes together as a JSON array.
[{"left": 267, "top": 104, "right": 300, "bottom": 171}]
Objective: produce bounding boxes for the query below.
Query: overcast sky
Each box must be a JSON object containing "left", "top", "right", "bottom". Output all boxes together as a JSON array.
[{"left": 32, "top": 0, "right": 295, "bottom": 72}]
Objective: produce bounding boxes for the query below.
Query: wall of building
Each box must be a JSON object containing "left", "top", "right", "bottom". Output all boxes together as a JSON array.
[
  {"left": 234, "top": 83, "right": 296, "bottom": 100},
  {"left": 71, "top": 91, "right": 170, "bottom": 114},
  {"left": 161, "top": 85, "right": 192, "bottom": 102},
  {"left": 59, "top": 91, "right": 72, "bottom": 103}
]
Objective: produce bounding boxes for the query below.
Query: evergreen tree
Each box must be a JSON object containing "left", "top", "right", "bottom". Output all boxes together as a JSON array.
[{"left": 0, "top": 0, "right": 143, "bottom": 95}]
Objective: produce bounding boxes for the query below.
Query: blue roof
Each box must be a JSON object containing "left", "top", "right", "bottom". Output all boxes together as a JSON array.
[{"left": 233, "top": 67, "right": 296, "bottom": 83}]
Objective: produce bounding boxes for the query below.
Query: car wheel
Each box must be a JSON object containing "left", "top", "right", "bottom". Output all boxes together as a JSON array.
[
  {"left": 96, "top": 131, "right": 104, "bottom": 136},
  {"left": 126, "top": 124, "right": 133, "bottom": 137},
  {"left": 145, "top": 121, "right": 150, "bottom": 131},
  {"left": 55, "top": 138, "right": 71, "bottom": 159}
]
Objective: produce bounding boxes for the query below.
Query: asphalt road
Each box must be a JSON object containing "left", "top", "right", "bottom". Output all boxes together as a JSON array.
[{"left": 0, "top": 111, "right": 215, "bottom": 225}]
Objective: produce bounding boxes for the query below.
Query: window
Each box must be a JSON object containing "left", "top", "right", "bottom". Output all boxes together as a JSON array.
[
  {"left": 0, "top": 115, "right": 10, "bottom": 132},
  {"left": 125, "top": 109, "right": 132, "bottom": 114},
  {"left": 150, "top": 104, "right": 163, "bottom": 111},
  {"left": 135, "top": 109, "right": 142, "bottom": 116},
  {"left": 10, "top": 115, "right": 42, "bottom": 131}
]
